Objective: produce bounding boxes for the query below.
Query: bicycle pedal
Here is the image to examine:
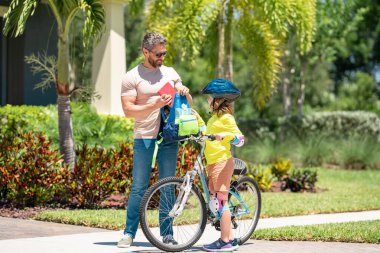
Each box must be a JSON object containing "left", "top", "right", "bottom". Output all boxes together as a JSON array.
[
  {"left": 212, "top": 220, "right": 221, "bottom": 231},
  {"left": 231, "top": 219, "right": 238, "bottom": 229}
]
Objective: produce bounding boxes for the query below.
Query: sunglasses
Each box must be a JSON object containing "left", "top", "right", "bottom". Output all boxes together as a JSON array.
[
  {"left": 145, "top": 48, "right": 167, "bottom": 58},
  {"left": 152, "top": 51, "right": 167, "bottom": 58}
]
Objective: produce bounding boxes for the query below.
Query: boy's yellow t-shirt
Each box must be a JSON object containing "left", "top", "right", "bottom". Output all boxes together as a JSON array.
[{"left": 204, "top": 113, "right": 242, "bottom": 165}]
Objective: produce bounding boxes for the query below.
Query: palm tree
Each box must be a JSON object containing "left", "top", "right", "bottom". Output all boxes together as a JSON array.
[
  {"left": 145, "top": 0, "right": 316, "bottom": 109},
  {"left": 3, "top": 0, "right": 105, "bottom": 169}
]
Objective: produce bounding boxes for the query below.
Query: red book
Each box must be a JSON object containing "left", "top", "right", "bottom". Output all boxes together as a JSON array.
[{"left": 158, "top": 81, "right": 176, "bottom": 107}]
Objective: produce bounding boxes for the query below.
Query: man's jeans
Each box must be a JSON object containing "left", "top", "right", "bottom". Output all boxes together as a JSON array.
[{"left": 124, "top": 139, "right": 178, "bottom": 239}]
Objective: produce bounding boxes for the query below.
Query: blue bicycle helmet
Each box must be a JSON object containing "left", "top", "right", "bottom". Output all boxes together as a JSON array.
[{"left": 201, "top": 78, "right": 241, "bottom": 101}]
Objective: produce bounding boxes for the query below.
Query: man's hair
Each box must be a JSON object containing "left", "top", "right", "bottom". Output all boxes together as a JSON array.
[
  {"left": 211, "top": 98, "right": 233, "bottom": 116},
  {"left": 142, "top": 32, "right": 167, "bottom": 51}
]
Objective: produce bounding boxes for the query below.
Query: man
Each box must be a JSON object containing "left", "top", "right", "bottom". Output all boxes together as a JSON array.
[{"left": 118, "top": 32, "right": 191, "bottom": 248}]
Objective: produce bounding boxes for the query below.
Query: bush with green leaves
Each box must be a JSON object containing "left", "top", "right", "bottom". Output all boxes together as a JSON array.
[
  {"left": 0, "top": 103, "right": 134, "bottom": 148},
  {"left": 236, "top": 111, "right": 380, "bottom": 169},
  {"left": 271, "top": 158, "right": 292, "bottom": 180},
  {"left": 246, "top": 163, "right": 274, "bottom": 192},
  {"left": 333, "top": 136, "right": 380, "bottom": 170},
  {"left": 281, "top": 168, "right": 318, "bottom": 192},
  {"left": 281, "top": 111, "right": 380, "bottom": 141},
  {"left": 329, "top": 72, "right": 380, "bottom": 114}
]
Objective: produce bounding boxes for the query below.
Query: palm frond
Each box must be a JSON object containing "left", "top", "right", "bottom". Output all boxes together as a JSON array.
[
  {"left": 245, "top": 0, "right": 317, "bottom": 54},
  {"left": 146, "top": 0, "right": 219, "bottom": 62},
  {"left": 126, "top": 0, "right": 145, "bottom": 15},
  {"left": 25, "top": 52, "right": 57, "bottom": 92},
  {"left": 239, "top": 17, "right": 282, "bottom": 109},
  {"left": 79, "top": 0, "right": 106, "bottom": 46},
  {"left": 292, "top": 0, "right": 317, "bottom": 54},
  {"left": 56, "top": 0, "right": 78, "bottom": 17},
  {"left": 247, "top": 0, "right": 294, "bottom": 40},
  {"left": 3, "top": 0, "right": 39, "bottom": 37}
]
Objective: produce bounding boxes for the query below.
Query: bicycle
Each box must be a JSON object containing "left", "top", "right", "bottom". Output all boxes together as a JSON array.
[{"left": 139, "top": 134, "right": 261, "bottom": 252}]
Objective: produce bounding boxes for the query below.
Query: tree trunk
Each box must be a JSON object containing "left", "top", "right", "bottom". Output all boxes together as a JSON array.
[
  {"left": 225, "top": 0, "right": 233, "bottom": 82},
  {"left": 216, "top": 1, "right": 225, "bottom": 78},
  {"left": 282, "top": 77, "right": 291, "bottom": 118},
  {"left": 297, "top": 56, "right": 307, "bottom": 116},
  {"left": 57, "top": 30, "right": 75, "bottom": 170},
  {"left": 57, "top": 95, "right": 75, "bottom": 170}
]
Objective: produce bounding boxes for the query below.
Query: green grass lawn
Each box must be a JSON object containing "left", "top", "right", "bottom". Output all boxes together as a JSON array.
[
  {"left": 261, "top": 168, "right": 380, "bottom": 217},
  {"left": 252, "top": 220, "right": 380, "bottom": 243},
  {"left": 35, "top": 168, "right": 380, "bottom": 232}
]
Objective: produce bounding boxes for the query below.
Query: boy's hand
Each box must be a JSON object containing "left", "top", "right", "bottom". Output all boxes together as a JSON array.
[
  {"left": 177, "top": 85, "right": 190, "bottom": 96},
  {"left": 215, "top": 132, "right": 227, "bottom": 141},
  {"left": 215, "top": 132, "right": 235, "bottom": 142}
]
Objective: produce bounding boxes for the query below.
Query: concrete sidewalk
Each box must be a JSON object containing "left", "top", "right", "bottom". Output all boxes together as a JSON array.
[{"left": 0, "top": 210, "right": 379, "bottom": 253}]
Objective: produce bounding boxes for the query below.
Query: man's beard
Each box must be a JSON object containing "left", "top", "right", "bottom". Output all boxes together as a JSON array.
[{"left": 148, "top": 56, "right": 162, "bottom": 68}]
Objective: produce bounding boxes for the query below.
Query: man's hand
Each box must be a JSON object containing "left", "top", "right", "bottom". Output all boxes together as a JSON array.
[
  {"left": 177, "top": 85, "right": 190, "bottom": 96},
  {"left": 155, "top": 94, "right": 172, "bottom": 108}
]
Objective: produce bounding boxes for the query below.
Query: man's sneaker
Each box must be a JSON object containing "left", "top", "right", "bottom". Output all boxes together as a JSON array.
[
  {"left": 163, "top": 234, "right": 178, "bottom": 245},
  {"left": 229, "top": 238, "right": 239, "bottom": 250},
  {"left": 117, "top": 234, "right": 133, "bottom": 248},
  {"left": 203, "top": 238, "right": 233, "bottom": 252}
]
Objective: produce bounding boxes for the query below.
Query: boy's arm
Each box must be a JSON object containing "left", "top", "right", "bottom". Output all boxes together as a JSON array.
[
  {"left": 191, "top": 108, "right": 206, "bottom": 133},
  {"left": 217, "top": 115, "right": 245, "bottom": 147}
]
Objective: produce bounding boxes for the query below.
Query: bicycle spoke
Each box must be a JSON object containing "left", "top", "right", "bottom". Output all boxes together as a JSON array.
[{"left": 140, "top": 178, "right": 207, "bottom": 252}]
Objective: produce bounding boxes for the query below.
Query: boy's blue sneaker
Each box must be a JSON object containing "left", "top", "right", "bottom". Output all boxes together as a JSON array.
[
  {"left": 203, "top": 238, "right": 233, "bottom": 252},
  {"left": 229, "top": 238, "right": 239, "bottom": 250}
]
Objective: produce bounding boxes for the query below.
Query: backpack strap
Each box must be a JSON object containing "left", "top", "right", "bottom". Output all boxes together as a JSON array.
[
  {"left": 151, "top": 134, "right": 164, "bottom": 169},
  {"left": 180, "top": 141, "right": 187, "bottom": 165}
]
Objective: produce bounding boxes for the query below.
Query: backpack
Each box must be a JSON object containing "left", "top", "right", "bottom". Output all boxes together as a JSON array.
[
  {"left": 151, "top": 93, "right": 202, "bottom": 168},
  {"left": 161, "top": 93, "right": 199, "bottom": 142}
]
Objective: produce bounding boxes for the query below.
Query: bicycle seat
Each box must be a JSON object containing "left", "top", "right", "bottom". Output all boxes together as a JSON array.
[{"left": 233, "top": 158, "right": 247, "bottom": 175}]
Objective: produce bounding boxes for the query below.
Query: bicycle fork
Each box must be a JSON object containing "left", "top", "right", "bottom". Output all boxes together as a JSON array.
[{"left": 168, "top": 170, "right": 197, "bottom": 217}]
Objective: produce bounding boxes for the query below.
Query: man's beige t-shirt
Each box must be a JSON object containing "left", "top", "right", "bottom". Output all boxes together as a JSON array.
[{"left": 121, "top": 64, "right": 183, "bottom": 139}]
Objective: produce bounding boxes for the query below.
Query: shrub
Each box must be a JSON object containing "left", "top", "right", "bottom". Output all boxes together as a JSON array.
[
  {"left": 281, "top": 111, "right": 380, "bottom": 141},
  {"left": 281, "top": 168, "right": 318, "bottom": 192},
  {"left": 334, "top": 137, "right": 380, "bottom": 170},
  {"left": 70, "top": 143, "right": 134, "bottom": 208},
  {"left": 0, "top": 131, "right": 70, "bottom": 207},
  {"left": 0, "top": 104, "right": 135, "bottom": 149},
  {"left": 246, "top": 163, "right": 274, "bottom": 192},
  {"left": 68, "top": 142, "right": 199, "bottom": 208},
  {"left": 271, "top": 158, "right": 292, "bottom": 180},
  {"left": 0, "top": 128, "right": 201, "bottom": 208}
]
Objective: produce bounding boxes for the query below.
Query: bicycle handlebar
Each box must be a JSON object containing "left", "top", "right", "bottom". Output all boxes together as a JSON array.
[{"left": 181, "top": 134, "right": 216, "bottom": 142}]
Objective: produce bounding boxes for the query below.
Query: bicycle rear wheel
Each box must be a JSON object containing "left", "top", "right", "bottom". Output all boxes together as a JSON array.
[
  {"left": 229, "top": 176, "right": 261, "bottom": 244},
  {"left": 139, "top": 177, "right": 207, "bottom": 252}
]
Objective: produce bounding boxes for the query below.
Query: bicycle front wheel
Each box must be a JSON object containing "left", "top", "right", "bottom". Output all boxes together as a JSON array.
[
  {"left": 139, "top": 177, "right": 207, "bottom": 252},
  {"left": 229, "top": 176, "right": 261, "bottom": 245}
]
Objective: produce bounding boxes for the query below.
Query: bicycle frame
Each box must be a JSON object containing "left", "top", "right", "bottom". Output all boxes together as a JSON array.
[{"left": 169, "top": 136, "right": 250, "bottom": 220}]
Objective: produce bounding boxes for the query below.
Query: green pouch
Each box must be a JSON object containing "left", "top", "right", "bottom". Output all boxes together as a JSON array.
[{"left": 178, "top": 115, "right": 199, "bottom": 136}]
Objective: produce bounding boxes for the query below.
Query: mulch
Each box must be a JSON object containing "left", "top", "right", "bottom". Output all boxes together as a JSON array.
[
  {"left": 0, "top": 206, "right": 55, "bottom": 219},
  {"left": 0, "top": 193, "right": 127, "bottom": 219}
]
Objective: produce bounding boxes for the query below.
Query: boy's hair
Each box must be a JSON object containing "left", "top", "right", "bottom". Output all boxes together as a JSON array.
[
  {"left": 211, "top": 98, "right": 233, "bottom": 116},
  {"left": 142, "top": 32, "right": 167, "bottom": 51}
]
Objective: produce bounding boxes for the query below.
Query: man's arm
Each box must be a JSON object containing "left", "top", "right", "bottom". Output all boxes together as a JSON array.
[{"left": 121, "top": 95, "right": 172, "bottom": 118}]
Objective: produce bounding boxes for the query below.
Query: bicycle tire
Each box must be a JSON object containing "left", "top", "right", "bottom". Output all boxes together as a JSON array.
[
  {"left": 230, "top": 176, "right": 261, "bottom": 245},
  {"left": 139, "top": 177, "right": 207, "bottom": 252}
]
